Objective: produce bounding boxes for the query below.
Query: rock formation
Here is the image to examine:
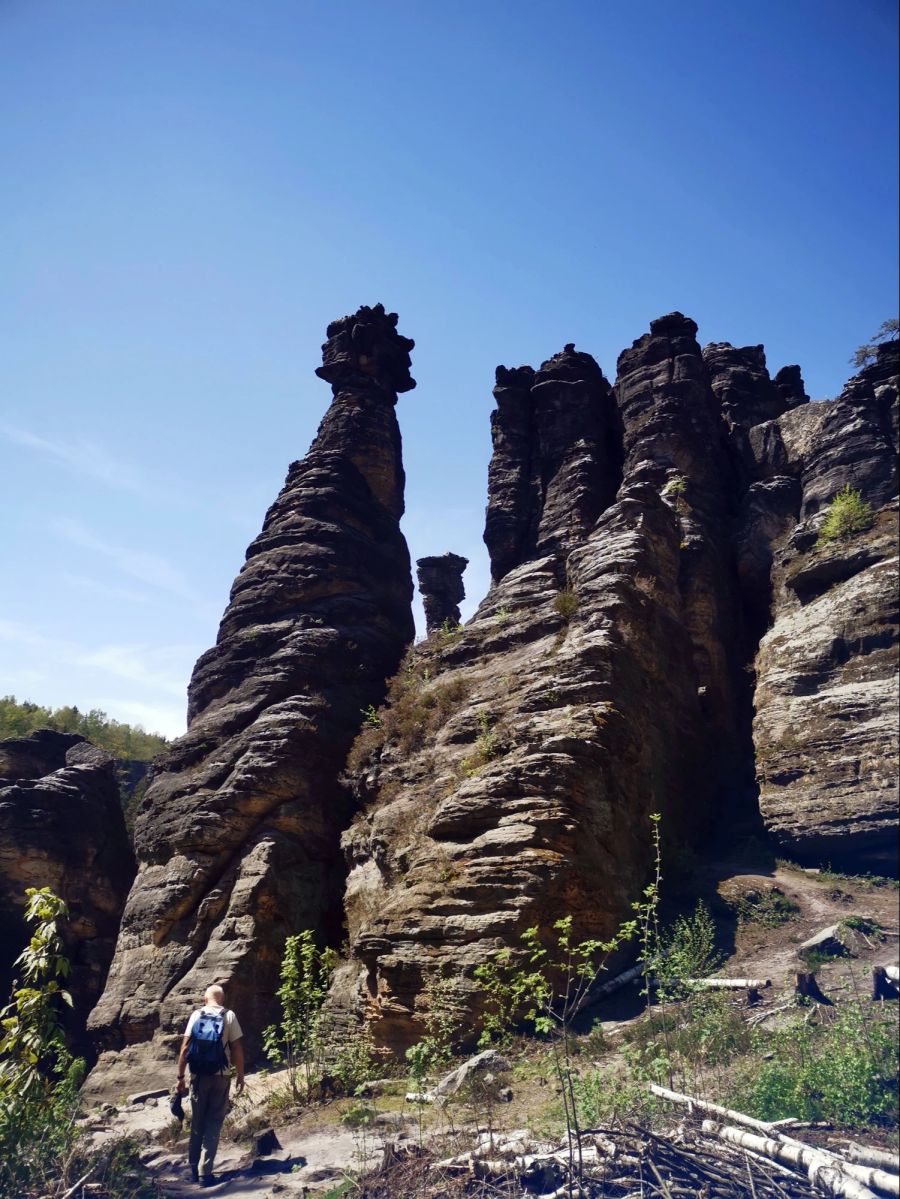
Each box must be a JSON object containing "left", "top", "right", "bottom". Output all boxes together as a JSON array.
[
  {"left": 416, "top": 554, "right": 468, "bottom": 633},
  {"left": 74, "top": 305, "right": 896, "bottom": 1077},
  {"left": 750, "top": 340, "right": 899, "bottom": 869},
  {"left": 330, "top": 321, "right": 897, "bottom": 1053},
  {"left": 0, "top": 732, "right": 135, "bottom": 1058},
  {"left": 484, "top": 345, "right": 621, "bottom": 581},
  {"left": 85, "top": 304, "right": 416, "bottom": 1096}
]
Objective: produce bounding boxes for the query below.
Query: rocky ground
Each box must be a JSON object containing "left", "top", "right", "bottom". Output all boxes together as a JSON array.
[{"left": 83, "top": 856, "right": 899, "bottom": 1197}]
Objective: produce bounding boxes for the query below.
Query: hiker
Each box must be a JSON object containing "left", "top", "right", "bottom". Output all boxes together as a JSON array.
[{"left": 176, "top": 984, "right": 245, "bottom": 1187}]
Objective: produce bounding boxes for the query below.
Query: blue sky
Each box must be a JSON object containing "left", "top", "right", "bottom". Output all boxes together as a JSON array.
[{"left": 1, "top": 0, "right": 897, "bottom": 738}]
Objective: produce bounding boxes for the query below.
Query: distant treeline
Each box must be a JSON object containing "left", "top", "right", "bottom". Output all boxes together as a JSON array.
[{"left": 0, "top": 695, "right": 169, "bottom": 761}]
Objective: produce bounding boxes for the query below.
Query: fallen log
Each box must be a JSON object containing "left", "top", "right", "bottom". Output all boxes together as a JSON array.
[
  {"left": 684, "top": 977, "right": 772, "bottom": 990},
  {"left": 650, "top": 1083, "right": 779, "bottom": 1134},
  {"left": 845, "top": 1144, "right": 900, "bottom": 1174},
  {"left": 718, "top": 1125, "right": 887, "bottom": 1199},
  {"left": 592, "top": 962, "right": 644, "bottom": 999}
]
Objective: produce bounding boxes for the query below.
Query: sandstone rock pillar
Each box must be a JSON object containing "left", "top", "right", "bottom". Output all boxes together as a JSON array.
[
  {"left": 416, "top": 553, "right": 468, "bottom": 633},
  {"left": 85, "top": 304, "right": 416, "bottom": 1097}
]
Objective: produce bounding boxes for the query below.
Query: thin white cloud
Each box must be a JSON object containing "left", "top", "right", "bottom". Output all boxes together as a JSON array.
[
  {"left": 0, "top": 616, "right": 191, "bottom": 737},
  {"left": 52, "top": 517, "right": 215, "bottom": 615},
  {"left": 75, "top": 644, "right": 188, "bottom": 699},
  {"left": 3, "top": 425, "right": 151, "bottom": 497}
]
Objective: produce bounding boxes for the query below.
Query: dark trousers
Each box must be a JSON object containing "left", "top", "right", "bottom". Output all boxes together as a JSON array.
[{"left": 189, "top": 1073, "right": 231, "bottom": 1177}]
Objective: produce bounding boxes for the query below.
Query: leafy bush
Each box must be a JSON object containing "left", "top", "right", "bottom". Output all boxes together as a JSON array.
[
  {"left": 815, "top": 485, "right": 873, "bottom": 545},
  {"left": 0, "top": 888, "right": 157, "bottom": 1198},
  {"left": 553, "top": 589, "right": 579, "bottom": 621},
  {"left": 263, "top": 931, "right": 337, "bottom": 1102},
  {"left": 729, "top": 887, "right": 799, "bottom": 927},
  {"left": 737, "top": 1002, "right": 898, "bottom": 1128}
]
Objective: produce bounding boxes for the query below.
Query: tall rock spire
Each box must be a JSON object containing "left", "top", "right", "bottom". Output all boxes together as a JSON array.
[{"left": 85, "top": 304, "right": 416, "bottom": 1098}]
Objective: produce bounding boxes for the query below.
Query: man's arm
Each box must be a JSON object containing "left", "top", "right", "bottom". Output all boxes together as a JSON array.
[
  {"left": 176, "top": 1035, "right": 190, "bottom": 1094},
  {"left": 230, "top": 1037, "right": 245, "bottom": 1095}
]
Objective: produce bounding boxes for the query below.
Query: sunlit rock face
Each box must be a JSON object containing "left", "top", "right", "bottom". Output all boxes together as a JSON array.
[
  {"left": 331, "top": 317, "right": 758, "bottom": 1054},
  {"left": 0, "top": 733, "right": 135, "bottom": 1062},
  {"left": 82, "top": 306, "right": 897, "bottom": 1081},
  {"left": 330, "top": 323, "right": 897, "bottom": 1055},
  {"left": 85, "top": 304, "right": 416, "bottom": 1098},
  {"left": 750, "top": 341, "right": 899, "bottom": 871}
]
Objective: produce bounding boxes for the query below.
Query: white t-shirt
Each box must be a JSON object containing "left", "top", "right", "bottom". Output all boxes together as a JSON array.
[{"left": 184, "top": 1004, "right": 243, "bottom": 1073}]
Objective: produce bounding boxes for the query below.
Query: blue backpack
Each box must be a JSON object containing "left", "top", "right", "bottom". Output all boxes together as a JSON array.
[{"left": 186, "top": 1009, "right": 227, "bottom": 1076}]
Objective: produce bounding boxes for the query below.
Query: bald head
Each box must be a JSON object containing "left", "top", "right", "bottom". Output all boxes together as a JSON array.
[{"left": 204, "top": 985, "right": 225, "bottom": 1006}]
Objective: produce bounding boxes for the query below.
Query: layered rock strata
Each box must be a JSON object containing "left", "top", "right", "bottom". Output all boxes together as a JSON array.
[
  {"left": 484, "top": 345, "right": 621, "bottom": 581},
  {"left": 750, "top": 340, "right": 899, "bottom": 869},
  {"left": 416, "top": 554, "right": 469, "bottom": 633},
  {"left": 332, "top": 319, "right": 762, "bottom": 1052},
  {"left": 0, "top": 733, "right": 135, "bottom": 1058},
  {"left": 86, "top": 304, "right": 416, "bottom": 1096}
]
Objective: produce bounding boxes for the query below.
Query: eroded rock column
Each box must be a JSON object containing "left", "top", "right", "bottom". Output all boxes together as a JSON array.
[
  {"left": 86, "top": 304, "right": 416, "bottom": 1097},
  {"left": 416, "top": 553, "right": 468, "bottom": 633}
]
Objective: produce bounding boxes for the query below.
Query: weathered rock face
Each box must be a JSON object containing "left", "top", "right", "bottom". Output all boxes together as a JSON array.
[
  {"left": 484, "top": 346, "right": 620, "bottom": 582},
  {"left": 773, "top": 364, "right": 809, "bottom": 411},
  {"left": 750, "top": 341, "right": 899, "bottom": 869},
  {"left": 85, "top": 304, "right": 416, "bottom": 1096},
  {"left": 0, "top": 733, "right": 135, "bottom": 1059},
  {"left": 416, "top": 554, "right": 469, "bottom": 633},
  {"left": 331, "top": 319, "right": 764, "bottom": 1053}
]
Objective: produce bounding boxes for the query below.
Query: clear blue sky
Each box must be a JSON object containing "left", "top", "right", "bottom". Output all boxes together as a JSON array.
[{"left": 1, "top": 0, "right": 897, "bottom": 738}]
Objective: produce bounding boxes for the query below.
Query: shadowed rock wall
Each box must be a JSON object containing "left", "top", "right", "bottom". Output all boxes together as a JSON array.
[
  {"left": 85, "top": 304, "right": 416, "bottom": 1097},
  {"left": 0, "top": 733, "right": 135, "bottom": 1061}
]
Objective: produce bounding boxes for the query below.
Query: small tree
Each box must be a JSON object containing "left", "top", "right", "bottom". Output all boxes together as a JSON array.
[
  {"left": 816, "top": 484, "right": 874, "bottom": 546},
  {"left": 263, "top": 931, "right": 337, "bottom": 1102},
  {"left": 0, "top": 888, "right": 84, "bottom": 1195},
  {"left": 850, "top": 318, "right": 898, "bottom": 369},
  {"left": 473, "top": 816, "right": 664, "bottom": 1185}
]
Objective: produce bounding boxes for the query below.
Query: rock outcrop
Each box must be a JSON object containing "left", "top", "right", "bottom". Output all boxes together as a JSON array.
[
  {"left": 330, "top": 318, "right": 761, "bottom": 1052},
  {"left": 0, "top": 732, "right": 135, "bottom": 1058},
  {"left": 750, "top": 340, "right": 899, "bottom": 869},
  {"left": 416, "top": 554, "right": 469, "bottom": 633},
  {"left": 75, "top": 308, "right": 896, "bottom": 1077},
  {"left": 484, "top": 345, "right": 620, "bottom": 581},
  {"left": 86, "top": 304, "right": 416, "bottom": 1096}
]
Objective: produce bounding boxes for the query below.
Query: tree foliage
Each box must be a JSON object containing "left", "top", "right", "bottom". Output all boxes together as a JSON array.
[
  {"left": 850, "top": 317, "right": 898, "bottom": 368},
  {"left": 0, "top": 888, "right": 84, "bottom": 1194},
  {"left": 815, "top": 484, "right": 874, "bottom": 546},
  {"left": 0, "top": 695, "right": 168, "bottom": 760}
]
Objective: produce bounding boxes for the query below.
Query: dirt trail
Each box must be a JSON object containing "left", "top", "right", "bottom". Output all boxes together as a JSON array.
[{"left": 86, "top": 860, "right": 897, "bottom": 1196}]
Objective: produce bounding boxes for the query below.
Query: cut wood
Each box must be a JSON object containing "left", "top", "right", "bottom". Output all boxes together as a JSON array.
[
  {"left": 649, "top": 1083, "right": 777, "bottom": 1134},
  {"left": 796, "top": 971, "right": 833, "bottom": 1004},
  {"left": 718, "top": 1125, "right": 888, "bottom": 1199},
  {"left": 845, "top": 1144, "right": 900, "bottom": 1174},
  {"left": 872, "top": 966, "right": 900, "bottom": 1001},
  {"left": 592, "top": 962, "right": 644, "bottom": 998},
  {"left": 685, "top": 977, "right": 772, "bottom": 990}
]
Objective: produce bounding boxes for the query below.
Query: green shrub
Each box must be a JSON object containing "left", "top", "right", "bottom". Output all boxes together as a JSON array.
[
  {"left": 553, "top": 588, "right": 579, "bottom": 621},
  {"left": 816, "top": 485, "right": 873, "bottom": 545},
  {"left": 729, "top": 887, "right": 799, "bottom": 927},
  {"left": 263, "top": 931, "right": 337, "bottom": 1102},
  {"left": 737, "top": 1002, "right": 898, "bottom": 1128}
]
